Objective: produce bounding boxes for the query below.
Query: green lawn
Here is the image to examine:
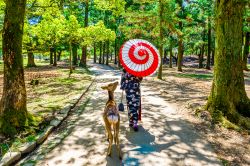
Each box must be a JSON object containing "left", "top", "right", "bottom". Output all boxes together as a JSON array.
[
  {"left": 176, "top": 73, "right": 213, "bottom": 80},
  {"left": 0, "top": 58, "right": 49, "bottom": 74},
  {"left": 26, "top": 67, "right": 93, "bottom": 118}
]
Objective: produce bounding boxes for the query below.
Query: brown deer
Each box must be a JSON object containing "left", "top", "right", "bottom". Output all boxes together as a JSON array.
[{"left": 101, "top": 81, "right": 122, "bottom": 159}]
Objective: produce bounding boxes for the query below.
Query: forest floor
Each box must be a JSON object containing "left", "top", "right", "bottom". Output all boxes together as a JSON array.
[{"left": 159, "top": 65, "right": 250, "bottom": 165}]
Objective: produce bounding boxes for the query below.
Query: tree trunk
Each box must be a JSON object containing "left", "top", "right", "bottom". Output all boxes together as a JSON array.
[
  {"left": 50, "top": 47, "right": 53, "bottom": 65},
  {"left": 57, "top": 50, "right": 62, "bottom": 61},
  {"left": 114, "top": 39, "right": 117, "bottom": 64},
  {"left": 69, "top": 43, "right": 73, "bottom": 74},
  {"left": 206, "top": 0, "right": 250, "bottom": 123},
  {"left": 110, "top": 42, "right": 113, "bottom": 61},
  {"left": 80, "top": 46, "right": 87, "bottom": 67},
  {"left": 199, "top": 47, "right": 204, "bottom": 68},
  {"left": 157, "top": 0, "right": 163, "bottom": 79},
  {"left": 27, "top": 50, "right": 36, "bottom": 67},
  {"left": 117, "top": 38, "right": 122, "bottom": 68},
  {"left": 211, "top": 48, "right": 215, "bottom": 65},
  {"left": 243, "top": 32, "right": 249, "bottom": 71},
  {"left": 0, "top": 0, "right": 28, "bottom": 136},
  {"left": 163, "top": 49, "right": 167, "bottom": 65},
  {"left": 53, "top": 49, "right": 57, "bottom": 66},
  {"left": 99, "top": 41, "right": 102, "bottom": 64},
  {"left": 206, "top": 16, "right": 211, "bottom": 70},
  {"left": 169, "top": 39, "right": 173, "bottom": 68},
  {"left": 79, "top": 0, "right": 89, "bottom": 67},
  {"left": 106, "top": 40, "right": 109, "bottom": 65},
  {"left": 177, "top": 0, "right": 184, "bottom": 72},
  {"left": 72, "top": 43, "right": 78, "bottom": 66},
  {"left": 177, "top": 35, "right": 184, "bottom": 71},
  {"left": 102, "top": 41, "right": 106, "bottom": 64},
  {"left": 93, "top": 42, "right": 97, "bottom": 63},
  {"left": 199, "top": 26, "right": 206, "bottom": 69}
]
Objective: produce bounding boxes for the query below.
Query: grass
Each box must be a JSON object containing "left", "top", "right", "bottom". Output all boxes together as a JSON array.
[
  {"left": 176, "top": 73, "right": 213, "bottom": 80},
  {"left": 0, "top": 59, "right": 94, "bottom": 158},
  {"left": 26, "top": 67, "right": 93, "bottom": 118},
  {"left": 0, "top": 58, "right": 49, "bottom": 74}
]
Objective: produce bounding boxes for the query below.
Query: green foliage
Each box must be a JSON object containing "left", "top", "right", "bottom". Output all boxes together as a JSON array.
[
  {"left": 79, "top": 21, "right": 116, "bottom": 46},
  {"left": 65, "top": 15, "right": 81, "bottom": 44},
  {"left": 23, "top": 21, "right": 38, "bottom": 51},
  {"left": 94, "top": 0, "right": 126, "bottom": 16},
  {"left": 35, "top": 8, "right": 66, "bottom": 49},
  {"left": 243, "top": 5, "right": 250, "bottom": 32}
]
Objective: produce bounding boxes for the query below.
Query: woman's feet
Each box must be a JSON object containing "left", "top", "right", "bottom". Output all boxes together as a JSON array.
[
  {"left": 129, "top": 122, "right": 138, "bottom": 132},
  {"left": 133, "top": 123, "right": 138, "bottom": 132}
]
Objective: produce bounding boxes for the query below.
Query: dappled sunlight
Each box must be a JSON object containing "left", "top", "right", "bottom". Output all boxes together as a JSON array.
[{"left": 18, "top": 63, "right": 221, "bottom": 166}]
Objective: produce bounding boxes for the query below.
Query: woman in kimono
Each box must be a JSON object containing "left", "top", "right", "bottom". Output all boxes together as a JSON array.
[{"left": 120, "top": 69, "right": 142, "bottom": 131}]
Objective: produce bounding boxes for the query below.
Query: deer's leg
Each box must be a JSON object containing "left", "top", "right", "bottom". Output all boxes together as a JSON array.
[
  {"left": 103, "top": 116, "right": 109, "bottom": 142},
  {"left": 115, "top": 120, "right": 122, "bottom": 159},
  {"left": 103, "top": 116, "right": 112, "bottom": 156}
]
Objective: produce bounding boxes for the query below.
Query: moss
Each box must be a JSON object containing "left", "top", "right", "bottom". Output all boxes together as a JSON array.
[
  {"left": 238, "top": 117, "right": 250, "bottom": 130},
  {"left": 222, "top": 117, "right": 240, "bottom": 131},
  {"left": 220, "top": 158, "right": 230, "bottom": 166},
  {"left": 27, "top": 113, "right": 42, "bottom": 127},
  {"left": 0, "top": 108, "right": 28, "bottom": 137},
  {"left": 211, "top": 109, "right": 223, "bottom": 123},
  {"left": 26, "top": 135, "right": 36, "bottom": 142}
]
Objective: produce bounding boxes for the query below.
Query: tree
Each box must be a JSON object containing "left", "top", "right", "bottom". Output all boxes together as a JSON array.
[
  {"left": 0, "top": 0, "right": 28, "bottom": 136},
  {"left": 176, "top": 0, "right": 184, "bottom": 72},
  {"left": 79, "top": 0, "right": 89, "bottom": 67},
  {"left": 23, "top": 22, "right": 37, "bottom": 67},
  {"left": 243, "top": 32, "right": 249, "bottom": 71},
  {"left": 35, "top": 9, "right": 66, "bottom": 66},
  {"left": 169, "top": 36, "right": 174, "bottom": 68},
  {"left": 79, "top": 20, "right": 115, "bottom": 65},
  {"left": 206, "top": 0, "right": 250, "bottom": 123},
  {"left": 157, "top": 0, "right": 164, "bottom": 79},
  {"left": 243, "top": 5, "right": 250, "bottom": 71},
  {"left": 65, "top": 15, "right": 82, "bottom": 73},
  {"left": 206, "top": 16, "right": 212, "bottom": 70},
  {"left": 198, "top": 26, "right": 205, "bottom": 68}
]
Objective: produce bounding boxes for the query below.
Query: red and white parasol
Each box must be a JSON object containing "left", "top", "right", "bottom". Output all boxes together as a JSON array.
[{"left": 119, "top": 39, "right": 160, "bottom": 77}]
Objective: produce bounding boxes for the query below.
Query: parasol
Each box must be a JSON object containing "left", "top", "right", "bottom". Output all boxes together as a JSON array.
[{"left": 119, "top": 39, "right": 160, "bottom": 77}]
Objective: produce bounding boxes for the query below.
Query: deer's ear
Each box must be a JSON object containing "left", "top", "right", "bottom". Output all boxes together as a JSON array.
[
  {"left": 113, "top": 82, "right": 118, "bottom": 90},
  {"left": 101, "top": 86, "right": 106, "bottom": 90}
]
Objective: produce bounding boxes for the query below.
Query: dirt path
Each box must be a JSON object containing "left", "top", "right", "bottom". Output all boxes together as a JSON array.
[{"left": 18, "top": 63, "right": 221, "bottom": 166}]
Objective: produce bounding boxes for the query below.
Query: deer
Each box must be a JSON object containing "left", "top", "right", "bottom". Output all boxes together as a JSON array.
[{"left": 101, "top": 81, "right": 122, "bottom": 160}]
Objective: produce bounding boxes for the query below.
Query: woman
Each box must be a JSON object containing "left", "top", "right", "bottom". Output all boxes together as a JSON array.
[{"left": 120, "top": 69, "right": 142, "bottom": 131}]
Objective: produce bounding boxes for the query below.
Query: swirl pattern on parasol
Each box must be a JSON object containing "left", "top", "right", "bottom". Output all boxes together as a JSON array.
[{"left": 119, "top": 39, "right": 160, "bottom": 77}]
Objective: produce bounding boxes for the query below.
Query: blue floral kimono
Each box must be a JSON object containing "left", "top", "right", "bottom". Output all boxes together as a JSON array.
[{"left": 120, "top": 71, "right": 142, "bottom": 125}]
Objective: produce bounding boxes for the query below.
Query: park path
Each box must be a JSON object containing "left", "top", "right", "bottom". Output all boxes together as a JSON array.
[{"left": 18, "top": 63, "right": 221, "bottom": 166}]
